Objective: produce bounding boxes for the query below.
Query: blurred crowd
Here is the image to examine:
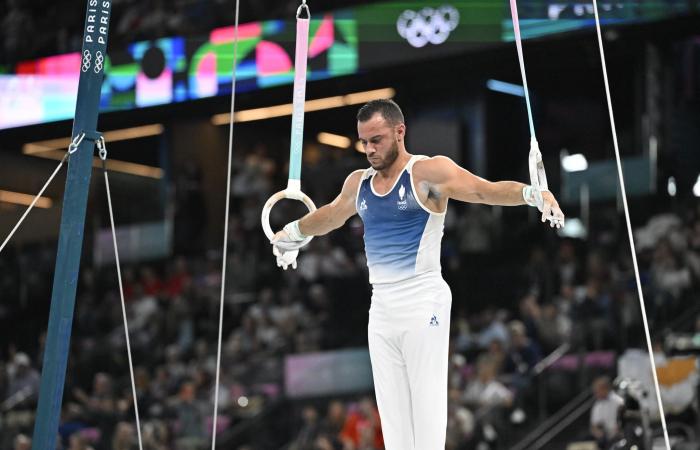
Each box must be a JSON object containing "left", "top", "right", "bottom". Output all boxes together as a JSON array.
[{"left": 0, "top": 142, "right": 699, "bottom": 449}]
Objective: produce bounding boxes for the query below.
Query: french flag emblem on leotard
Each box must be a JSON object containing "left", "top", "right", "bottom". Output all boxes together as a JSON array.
[{"left": 397, "top": 185, "right": 408, "bottom": 210}]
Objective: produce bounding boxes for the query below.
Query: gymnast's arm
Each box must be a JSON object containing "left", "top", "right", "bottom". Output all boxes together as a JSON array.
[
  {"left": 414, "top": 156, "right": 562, "bottom": 213},
  {"left": 297, "top": 170, "right": 362, "bottom": 236},
  {"left": 273, "top": 170, "right": 362, "bottom": 243}
]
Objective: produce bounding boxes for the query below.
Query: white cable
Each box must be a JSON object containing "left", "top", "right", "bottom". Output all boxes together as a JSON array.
[
  {"left": 103, "top": 167, "right": 144, "bottom": 450},
  {"left": 592, "top": 2, "right": 670, "bottom": 448},
  {"left": 212, "top": 0, "right": 240, "bottom": 446},
  {"left": 0, "top": 156, "right": 67, "bottom": 255}
]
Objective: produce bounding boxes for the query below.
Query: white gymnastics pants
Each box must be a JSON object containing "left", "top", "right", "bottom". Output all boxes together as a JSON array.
[{"left": 367, "top": 277, "right": 451, "bottom": 450}]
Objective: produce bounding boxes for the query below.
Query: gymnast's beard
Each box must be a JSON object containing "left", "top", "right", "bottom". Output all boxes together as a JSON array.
[{"left": 369, "top": 140, "right": 399, "bottom": 171}]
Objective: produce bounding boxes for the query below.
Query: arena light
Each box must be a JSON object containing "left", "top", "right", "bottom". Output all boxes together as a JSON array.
[
  {"left": 486, "top": 79, "right": 525, "bottom": 97},
  {"left": 306, "top": 96, "right": 346, "bottom": 112},
  {"left": 0, "top": 189, "right": 53, "bottom": 209},
  {"left": 211, "top": 88, "right": 396, "bottom": 125},
  {"left": 693, "top": 174, "right": 700, "bottom": 197},
  {"left": 231, "top": 104, "right": 294, "bottom": 122},
  {"left": 31, "top": 150, "right": 163, "bottom": 179},
  {"left": 561, "top": 153, "right": 588, "bottom": 172},
  {"left": 343, "top": 88, "right": 395, "bottom": 105},
  {"left": 23, "top": 124, "right": 164, "bottom": 155},
  {"left": 667, "top": 176, "right": 677, "bottom": 197},
  {"left": 355, "top": 141, "right": 366, "bottom": 153},
  {"left": 23, "top": 137, "right": 72, "bottom": 156},
  {"left": 22, "top": 124, "right": 164, "bottom": 179},
  {"left": 556, "top": 217, "right": 586, "bottom": 239},
  {"left": 318, "top": 132, "right": 351, "bottom": 149},
  {"left": 104, "top": 124, "right": 164, "bottom": 141}
]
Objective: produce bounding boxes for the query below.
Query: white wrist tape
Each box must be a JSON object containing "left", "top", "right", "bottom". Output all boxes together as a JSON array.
[
  {"left": 283, "top": 220, "right": 306, "bottom": 241},
  {"left": 523, "top": 185, "right": 538, "bottom": 207}
]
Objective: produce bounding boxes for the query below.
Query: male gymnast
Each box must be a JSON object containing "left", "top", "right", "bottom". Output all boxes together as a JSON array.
[{"left": 271, "top": 99, "right": 564, "bottom": 449}]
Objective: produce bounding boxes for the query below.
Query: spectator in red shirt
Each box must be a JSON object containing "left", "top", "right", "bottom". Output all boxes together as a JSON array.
[
  {"left": 140, "top": 266, "right": 163, "bottom": 297},
  {"left": 340, "top": 397, "right": 383, "bottom": 450},
  {"left": 164, "top": 257, "right": 192, "bottom": 298}
]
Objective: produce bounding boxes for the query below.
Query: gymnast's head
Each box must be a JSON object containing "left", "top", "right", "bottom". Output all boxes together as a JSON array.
[{"left": 357, "top": 99, "right": 406, "bottom": 171}]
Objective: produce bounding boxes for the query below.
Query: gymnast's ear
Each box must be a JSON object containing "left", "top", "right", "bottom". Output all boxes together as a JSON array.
[{"left": 394, "top": 123, "right": 406, "bottom": 141}]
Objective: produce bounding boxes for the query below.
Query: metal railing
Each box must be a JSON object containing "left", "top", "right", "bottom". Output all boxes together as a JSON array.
[{"left": 510, "top": 387, "right": 593, "bottom": 450}]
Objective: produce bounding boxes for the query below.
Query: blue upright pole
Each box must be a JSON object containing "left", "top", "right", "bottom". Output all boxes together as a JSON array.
[{"left": 32, "top": 2, "right": 111, "bottom": 448}]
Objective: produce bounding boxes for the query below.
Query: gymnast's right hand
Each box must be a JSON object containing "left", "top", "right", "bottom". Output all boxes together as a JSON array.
[{"left": 270, "top": 220, "right": 305, "bottom": 270}]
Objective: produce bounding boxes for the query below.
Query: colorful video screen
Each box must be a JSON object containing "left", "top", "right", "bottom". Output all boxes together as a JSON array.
[
  {"left": 0, "top": 0, "right": 695, "bottom": 129},
  {"left": 0, "top": 14, "right": 358, "bottom": 129}
]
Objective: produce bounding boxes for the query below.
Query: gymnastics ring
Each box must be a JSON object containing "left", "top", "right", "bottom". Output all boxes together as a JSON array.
[{"left": 261, "top": 182, "right": 316, "bottom": 249}]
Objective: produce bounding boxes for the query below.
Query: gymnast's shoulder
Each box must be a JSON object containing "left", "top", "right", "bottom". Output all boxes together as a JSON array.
[
  {"left": 411, "top": 155, "right": 460, "bottom": 182},
  {"left": 340, "top": 169, "right": 366, "bottom": 193}
]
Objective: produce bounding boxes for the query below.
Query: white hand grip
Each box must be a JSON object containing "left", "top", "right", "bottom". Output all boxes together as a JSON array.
[
  {"left": 528, "top": 138, "right": 562, "bottom": 227},
  {"left": 261, "top": 188, "right": 317, "bottom": 249},
  {"left": 528, "top": 138, "right": 548, "bottom": 192}
]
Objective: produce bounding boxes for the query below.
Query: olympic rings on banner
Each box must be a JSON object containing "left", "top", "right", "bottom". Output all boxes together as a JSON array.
[
  {"left": 81, "top": 50, "right": 92, "bottom": 72},
  {"left": 94, "top": 51, "right": 104, "bottom": 74},
  {"left": 397, "top": 5, "right": 460, "bottom": 48}
]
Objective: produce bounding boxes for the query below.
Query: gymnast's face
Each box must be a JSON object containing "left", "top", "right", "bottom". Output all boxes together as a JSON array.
[{"left": 358, "top": 113, "right": 404, "bottom": 171}]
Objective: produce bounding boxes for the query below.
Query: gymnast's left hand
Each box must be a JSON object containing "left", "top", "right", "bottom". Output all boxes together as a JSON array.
[
  {"left": 271, "top": 229, "right": 299, "bottom": 270},
  {"left": 540, "top": 191, "right": 565, "bottom": 229}
]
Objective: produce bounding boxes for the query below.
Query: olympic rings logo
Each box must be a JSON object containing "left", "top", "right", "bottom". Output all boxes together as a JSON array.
[
  {"left": 397, "top": 5, "right": 460, "bottom": 48},
  {"left": 94, "top": 51, "right": 104, "bottom": 74},
  {"left": 81, "top": 50, "right": 92, "bottom": 72}
]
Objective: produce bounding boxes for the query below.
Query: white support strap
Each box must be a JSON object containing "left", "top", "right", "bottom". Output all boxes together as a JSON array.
[
  {"left": 260, "top": 4, "right": 317, "bottom": 251},
  {"left": 99, "top": 140, "right": 144, "bottom": 450},
  {"left": 0, "top": 143, "right": 77, "bottom": 255},
  {"left": 509, "top": 1, "right": 561, "bottom": 228},
  {"left": 592, "top": 1, "right": 670, "bottom": 447},
  {"left": 212, "top": 0, "right": 241, "bottom": 447},
  {"left": 528, "top": 137, "right": 548, "bottom": 192}
]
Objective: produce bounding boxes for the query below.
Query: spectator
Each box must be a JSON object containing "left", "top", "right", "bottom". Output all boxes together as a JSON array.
[
  {"left": 475, "top": 309, "right": 509, "bottom": 350},
  {"left": 13, "top": 434, "right": 31, "bottom": 450},
  {"left": 68, "top": 433, "right": 95, "bottom": 450},
  {"left": 651, "top": 239, "right": 692, "bottom": 321},
  {"left": 536, "top": 302, "right": 571, "bottom": 353},
  {"left": 463, "top": 355, "right": 513, "bottom": 447},
  {"left": 173, "top": 382, "right": 206, "bottom": 450},
  {"left": 446, "top": 399, "right": 474, "bottom": 450},
  {"left": 316, "top": 400, "right": 346, "bottom": 448},
  {"left": 504, "top": 320, "right": 542, "bottom": 375},
  {"left": 573, "top": 278, "right": 610, "bottom": 350},
  {"left": 555, "top": 240, "right": 581, "bottom": 287},
  {"left": 142, "top": 420, "right": 170, "bottom": 450},
  {"left": 290, "top": 405, "right": 320, "bottom": 450},
  {"left": 112, "top": 422, "right": 136, "bottom": 450},
  {"left": 339, "top": 397, "right": 383, "bottom": 450},
  {"left": 6, "top": 352, "right": 40, "bottom": 406},
  {"left": 73, "top": 373, "right": 116, "bottom": 416},
  {"left": 589, "top": 376, "right": 623, "bottom": 448},
  {"left": 140, "top": 267, "right": 163, "bottom": 298}
]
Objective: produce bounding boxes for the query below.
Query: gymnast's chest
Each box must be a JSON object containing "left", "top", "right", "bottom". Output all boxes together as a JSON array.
[{"left": 357, "top": 175, "right": 425, "bottom": 223}]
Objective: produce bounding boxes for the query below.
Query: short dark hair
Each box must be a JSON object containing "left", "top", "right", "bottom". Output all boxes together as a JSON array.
[{"left": 356, "top": 99, "right": 404, "bottom": 126}]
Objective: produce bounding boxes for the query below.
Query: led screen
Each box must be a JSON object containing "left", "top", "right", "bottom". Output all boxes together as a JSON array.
[
  {"left": 0, "top": 14, "right": 358, "bottom": 129},
  {"left": 0, "top": 0, "right": 694, "bottom": 129}
]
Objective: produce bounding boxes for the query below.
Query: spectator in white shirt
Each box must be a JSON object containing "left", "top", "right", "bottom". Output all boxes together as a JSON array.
[{"left": 590, "top": 376, "right": 624, "bottom": 447}]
